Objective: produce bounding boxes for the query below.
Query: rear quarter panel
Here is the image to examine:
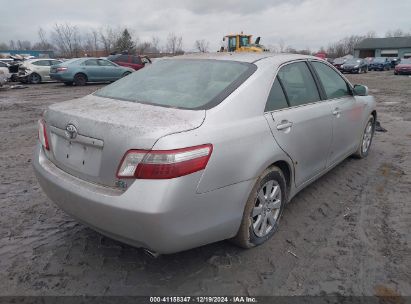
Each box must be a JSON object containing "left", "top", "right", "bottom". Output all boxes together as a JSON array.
[{"left": 153, "top": 59, "right": 294, "bottom": 194}]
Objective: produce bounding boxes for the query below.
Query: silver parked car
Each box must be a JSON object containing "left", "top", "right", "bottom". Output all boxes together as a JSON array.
[
  {"left": 18, "top": 59, "right": 63, "bottom": 84},
  {"left": 34, "top": 53, "right": 376, "bottom": 254}
]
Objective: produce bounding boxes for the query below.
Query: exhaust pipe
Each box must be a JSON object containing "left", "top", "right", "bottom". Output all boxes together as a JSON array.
[{"left": 143, "top": 248, "right": 160, "bottom": 258}]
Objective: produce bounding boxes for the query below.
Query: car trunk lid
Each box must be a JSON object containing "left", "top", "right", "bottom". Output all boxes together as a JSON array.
[{"left": 44, "top": 94, "right": 205, "bottom": 187}]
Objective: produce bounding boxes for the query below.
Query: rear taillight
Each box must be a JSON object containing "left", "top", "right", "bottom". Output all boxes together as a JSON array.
[
  {"left": 56, "top": 67, "right": 67, "bottom": 72},
  {"left": 117, "top": 144, "right": 213, "bottom": 179},
  {"left": 38, "top": 119, "right": 49, "bottom": 150}
]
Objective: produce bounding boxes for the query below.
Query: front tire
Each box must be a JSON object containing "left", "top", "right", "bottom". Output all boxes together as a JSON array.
[
  {"left": 29, "top": 73, "right": 42, "bottom": 84},
  {"left": 231, "top": 166, "right": 287, "bottom": 248},
  {"left": 353, "top": 115, "right": 375, "bottom": 159}
]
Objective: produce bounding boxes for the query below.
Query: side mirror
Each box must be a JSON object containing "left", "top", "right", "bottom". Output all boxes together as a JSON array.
[{"left": 353, "top": 84, "right": 369, "bottom": 96}]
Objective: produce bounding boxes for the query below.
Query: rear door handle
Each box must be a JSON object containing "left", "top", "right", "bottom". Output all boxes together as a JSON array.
[
  {"left": 276, "top": 121, "right": 293, "bottom": 130},
  {"left": 332, "top": 108, "right": 341, "bottom": 116}
]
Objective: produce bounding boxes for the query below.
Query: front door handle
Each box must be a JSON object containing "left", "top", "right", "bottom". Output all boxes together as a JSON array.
[{"left": 276, "top": 121, "right": 293, "bottom": 130}]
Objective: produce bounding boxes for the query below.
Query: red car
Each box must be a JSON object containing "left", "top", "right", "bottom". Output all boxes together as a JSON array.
[
  {"left": 394, "top": 58, "right": 411, "bottom": 75},
  {"left": 107, "top": 54, "right": 152, "bottom": 71}
]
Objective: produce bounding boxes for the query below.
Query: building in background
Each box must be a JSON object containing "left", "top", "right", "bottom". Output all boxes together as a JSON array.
[
  {"left": 354, "top": 37, "right": 411, "bottom": 58},
  {"left": 0, "top": 50, "right": 55, "bottom": 58}
]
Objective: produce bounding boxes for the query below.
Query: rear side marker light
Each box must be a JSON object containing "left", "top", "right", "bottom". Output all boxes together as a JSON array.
[
  {"left": 38, "top": 119, "right": 50, "bottom": 150},
  {"left": 117, "top": 144, "right": 213, "bottom": 179}
]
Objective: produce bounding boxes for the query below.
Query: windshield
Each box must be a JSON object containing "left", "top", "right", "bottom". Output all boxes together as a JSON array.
[
  {"left": 107, "top": 55, "right": 121, "bottom": 61},
  {"left": 95, "top": 59, "right": 256, "bottom": 110},
  {"left": 346, "top": 59, "right": 361, "bottom": 64},
  {"left": 334, "top": 58, "right": 345, "bottom": 64},
  {"left": 240, "top": 36, "right": 250, "bottom": 47},
  {"left": 400, "top": 59, "right": 411, "bottom": 64},
  {"left": 373, "top": 58, "right": 386, "bottom": 63}
]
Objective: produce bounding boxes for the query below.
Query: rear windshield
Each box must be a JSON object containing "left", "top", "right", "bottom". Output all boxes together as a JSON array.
[
  {"left": 346, "top": 59, "right": 361, "bottom": 64},
  {"left": 94, "top": 59, "right": 256, "bottom": 110}
]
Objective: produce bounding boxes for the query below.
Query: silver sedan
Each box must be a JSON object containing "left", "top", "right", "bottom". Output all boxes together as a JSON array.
[{"left": 34, "top": 53, "right": 376, "bottom": 254}]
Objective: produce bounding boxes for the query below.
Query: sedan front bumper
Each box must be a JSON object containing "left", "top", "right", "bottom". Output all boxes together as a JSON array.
[{"left": 33, "top": 144, "right": 251, "bottom": 254}]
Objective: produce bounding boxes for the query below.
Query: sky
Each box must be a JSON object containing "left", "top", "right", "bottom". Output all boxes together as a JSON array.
[{"left": 1, "top": 0, "right": 411, "bottom": 52}]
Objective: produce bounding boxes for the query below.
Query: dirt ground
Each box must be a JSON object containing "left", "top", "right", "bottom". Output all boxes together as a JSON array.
[{"left": 0, "top": 71, "right": 410, "bottom": 297}]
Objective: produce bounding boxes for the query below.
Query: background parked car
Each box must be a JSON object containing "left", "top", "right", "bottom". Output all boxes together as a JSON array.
[
  {"left": 341, "top": 58, "right": 368, "bottom": 74},
  {"left": 0, "top": 61, "right": 10, "bottom": 82},
  {"left": 368, "top": 57, "right": 391, "bottom": 71},
  {"left": 332, "top": 57, "right": 346, "bottom": 71},
  {"left": 18, "top": 59, "right": 63, "bottom": 84},
  {"left": 394, "top": 58, "right": 411, "bottom": 75},
  {"left": 107, "top": 54, "right": 152, "bottom": 71},
  {"left": 50, "top": 58, "right": 134, "bottom": 86},
  {"left": 388, "top": 57, "right": 400, "bottom": 68}
]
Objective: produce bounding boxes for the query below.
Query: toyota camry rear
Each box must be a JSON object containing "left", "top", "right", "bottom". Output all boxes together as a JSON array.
[{"left": 34, "top": 54, "right": 376, "bottom": 254}]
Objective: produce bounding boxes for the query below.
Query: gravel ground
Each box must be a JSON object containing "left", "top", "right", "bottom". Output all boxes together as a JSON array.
[{"left": 0, "top": 71, "right": 410, "bottom": 297}]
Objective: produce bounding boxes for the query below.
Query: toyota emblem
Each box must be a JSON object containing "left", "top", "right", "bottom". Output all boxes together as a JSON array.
[{"left": 65, "top": 124, "right": 78, "bottom": 140}]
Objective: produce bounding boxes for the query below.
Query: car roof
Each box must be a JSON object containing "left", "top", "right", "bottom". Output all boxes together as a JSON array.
[{"left": 170, "top": 52, "right": 314, "bottom": 64}]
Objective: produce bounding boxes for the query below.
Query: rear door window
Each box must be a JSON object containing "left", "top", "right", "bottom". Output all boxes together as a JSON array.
[
  {"left": 277, "top": 61, "right": 320, "bottom": 107},
  {"left": 32, "top": 60, "right": 51, "bottom": 66},
  {"left": 49, "top": 60, "right": 61, "bottom": 66},
  {"left": 265, "top": 77, "right": 289, "bottom": 112},
  {"left": 118, "top": 55, "right": 129, "bottom": 63},
  {"left": 84, "top": 59, "right": 99, "bottom": 66},
  {"left": 311, "top": 61, "right": 351, "bottom": 99},
  {"left": 98, "top": 59, "right": 116, "bottom": 66}
]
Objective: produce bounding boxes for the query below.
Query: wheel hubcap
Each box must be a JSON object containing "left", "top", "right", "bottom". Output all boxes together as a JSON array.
[
  {"left": 251, "top": 180, "right": 282, "bottom": 238},
  {"left": 32, "top": 74, "right": 40, "bottom": 83},
  {"left": 362, "top": 121, "right": 373, "bottom": 153}
]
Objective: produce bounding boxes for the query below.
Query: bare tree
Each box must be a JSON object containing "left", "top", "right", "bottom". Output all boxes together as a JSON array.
[
  {"left": 365, "top": 31, "right": 377, "bottom": 38},
  {"left": 385, "top": 29, "right": 410, "bottom": 37},
  {"left": 99, "top": 26, "right": 121, "bottom": 55},
  {"left": 83, "top": 29, "right": 100, "bottom": 56},
  {"left": 9, "top": 40, "right": 16, "bottom": 50},
  {"left": 136, "top": 41, "right": 151, "bottom": 54},
  {"left": 151, "top": 36, "right": 160, "bottom": 53},
  {"left": 34, "top": 27, "right": 54, "bottom": 50},
  {"left": 165, "top": 32, "right": 183, "bottom": 54},
  {"left": 194, "top": 39, "right": 209, "bottom": 53},
  {"left": 0, "top": 42, "right": 8, "bottom": 50},
  {"left": 17, "top": 40, "right": 32, "bottom": 50},
  {"left": 52, "top": 23, "right": 82, "bottom": 57},
  {"left": 278, "top": 39, "right": 286, "bottom": 53}
]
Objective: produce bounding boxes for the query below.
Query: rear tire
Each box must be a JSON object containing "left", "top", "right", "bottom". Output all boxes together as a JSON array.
[
  {"left": 353, "top": 115, "right": 375, "bottom": 159},
  {"left": 74, "top": 73, "right": 87, "bottom": 86},
  {"left": 231, "top": 166, "right": 287, "bottom": 249},
  {"left": 29, "top": 73, "right": 42, "bottom": 84}
]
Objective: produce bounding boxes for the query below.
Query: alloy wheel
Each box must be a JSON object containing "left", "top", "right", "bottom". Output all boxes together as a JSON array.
[
  {"left": 251, "top": 180, "right": 282, "bottom": 238},
  {"left": 362, "top": 121, "right": 373, "bottom": 154}
]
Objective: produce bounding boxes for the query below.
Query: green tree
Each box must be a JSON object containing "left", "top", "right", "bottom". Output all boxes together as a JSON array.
[{"left": 115, "top": 29, "right": 135, "bottom": 54}]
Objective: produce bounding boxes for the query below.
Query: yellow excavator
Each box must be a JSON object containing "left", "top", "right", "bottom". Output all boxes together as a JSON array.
[{"left": 220, "top": 33, "right": 267, "bottom": 53}]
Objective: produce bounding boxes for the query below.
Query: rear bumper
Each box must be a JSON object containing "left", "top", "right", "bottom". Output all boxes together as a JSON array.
[
  {"left": 33, "top": 144, "right": 252, "bottom": 254},
  {"left": 342, "top": 68, "right": 359, "bottom": 73},
  {"left": 395, "top": 70, "right": 411, "bottom": 75},
  {"left": 49, "top": 73, "right": 72, "bottom": 82}
]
